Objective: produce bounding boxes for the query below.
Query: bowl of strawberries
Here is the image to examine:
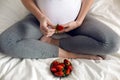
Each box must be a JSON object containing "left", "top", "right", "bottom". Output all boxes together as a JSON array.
[{"left": 50, "top": 58, "right": 73, "bottom": 77}]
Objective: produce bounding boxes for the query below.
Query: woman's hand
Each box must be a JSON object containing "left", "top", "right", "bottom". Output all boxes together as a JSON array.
[
  {"left": 39, "top": 15, "right": 56, "bottom": 37},
  {"left": 58, "top": 21, "right": 81, "bottom": 33},
  {"left": 21, "top": 0, "right": 56, "bottom": 37}
]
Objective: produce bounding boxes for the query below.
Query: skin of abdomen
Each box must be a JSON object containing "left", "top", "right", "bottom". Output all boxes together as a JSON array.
[{"left": 36, "top": 0, "right": 81, "bottom": 25}]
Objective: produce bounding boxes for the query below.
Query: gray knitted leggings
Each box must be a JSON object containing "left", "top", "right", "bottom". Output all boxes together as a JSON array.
[{"left": 0, "top": 14, "right": 120, "bottom": 59}]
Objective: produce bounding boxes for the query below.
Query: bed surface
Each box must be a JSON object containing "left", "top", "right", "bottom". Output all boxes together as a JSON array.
[{"left": 0, "top": 0, "right": 120, "bottom": 80}]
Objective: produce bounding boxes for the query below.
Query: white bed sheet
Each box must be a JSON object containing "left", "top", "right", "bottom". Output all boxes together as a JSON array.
[{"left": 0, "top": 0, "right": 120, "bottom": 80}]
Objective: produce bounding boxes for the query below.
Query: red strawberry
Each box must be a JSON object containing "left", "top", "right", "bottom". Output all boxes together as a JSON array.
[
  {"left": 67, "top": 65, "right": 72, "bottom": 71},
  {"left": 59, "top": 63, "right": 65, "bottom": 67},
  {"left": 64, "top": 59, "right": 71, "bottom": 65},
  {"left": 52, "top": 61, "right": 59, "bottom": 66},
  {"left": 56, "top": 65, "right": 64, "bottom": 71},
  {"left": 54, "top": 71, "right": 65, "bottom": 77},
  {"left": 65, "top": 68, "right": 71, "bottom": 75},
  {"left": 56, "top": 24, "right": 64, "bottom": 31},
  {"left": 51, "top": 67, "right": 57, "bottom": 72}
]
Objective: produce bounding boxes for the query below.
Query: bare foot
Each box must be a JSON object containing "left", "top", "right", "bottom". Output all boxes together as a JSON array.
[
  {"left": 58, "top": 48, "right": 105, "bottom": 60},
  {"left": 40, "top": 36, "right": 59, "bottom": 46}
]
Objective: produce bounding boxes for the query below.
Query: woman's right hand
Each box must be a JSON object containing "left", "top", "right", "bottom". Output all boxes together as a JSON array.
[
  {"left": 39, "top": 15, "right": 56, "bottom": 37},
  {"left": 21, "top": 0, "right": 56, "bottom": 37}
]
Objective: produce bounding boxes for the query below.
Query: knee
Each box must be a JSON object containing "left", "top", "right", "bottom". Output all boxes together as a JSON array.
[
  {"left": 17, "top": 21, "right": 30, "bottom": 30},
  {"left": 103, "top": 38, "right": 120, "bottom": 54},
  {"left": 0, "top": 35, "right": 11, "bottom": 53},
  {"left": 0, "top": 31, "right": 19, "bottom": 53},
  {"left": 0, "top": 35, "right": 7, "bottom": 52}
]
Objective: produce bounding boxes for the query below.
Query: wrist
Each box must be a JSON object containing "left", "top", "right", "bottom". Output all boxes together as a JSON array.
[{"left": 38, "top": 14, "right": 46, "bottom": 22}]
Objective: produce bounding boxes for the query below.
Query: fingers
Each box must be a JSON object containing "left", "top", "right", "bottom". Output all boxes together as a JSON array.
[
  {"left": 45, "top": 30, "right": 55, "bottom": 37},
  {"left": 40, "top": 24, "right": 48, "bottom": 35},
  {"left": 45, "top": 29, "right": 55, "bottom": 37},
  {"left": 42, "top": 28, "right": 55, "bottom": 37},
  {"left": 40, "top": 25, "right": 55, "bottom": 37},
  {"left": 62, "top": 23, "right": 73, "bottom": 32},
  {"left": 58, "top": 23, "right": 71, "bottom": 33},
  {"left": 64, "top": 27, "right": 72, "bottom": 32},
  {"left": 60, "top": 22, "right": 78, "bottom": 32},
  {"left": 39, "top": 16, "right": 56, "bottom": 37},
  {"left": 48, "top": 24, "right": 55, "bottom": 29},
  {"left": 48, "top": 20, "right": 56, "bottom": 29}
]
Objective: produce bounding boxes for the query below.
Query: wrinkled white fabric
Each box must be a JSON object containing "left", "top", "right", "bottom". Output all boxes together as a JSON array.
[{"left": 0, "top": 0, "right": 120, "bottom": 80}]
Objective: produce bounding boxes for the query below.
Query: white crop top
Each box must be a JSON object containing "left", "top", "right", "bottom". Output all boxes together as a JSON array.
[{"left": 36, "top": 0, "right": 81, "bottom": 24}]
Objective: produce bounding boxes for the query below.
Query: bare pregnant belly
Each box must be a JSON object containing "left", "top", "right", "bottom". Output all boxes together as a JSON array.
[{"left": 36, "top": 0, "right": 81, "bottom": 24}]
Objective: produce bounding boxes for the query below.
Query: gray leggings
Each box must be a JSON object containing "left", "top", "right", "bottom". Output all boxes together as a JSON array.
[{"left": 0, "top": 14, "right": 120, "bottom": 59}]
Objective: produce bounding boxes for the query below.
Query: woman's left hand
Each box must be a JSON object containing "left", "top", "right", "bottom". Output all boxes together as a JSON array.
[{"left": 58, "top": 21, "right": 81, "bottom": 33}]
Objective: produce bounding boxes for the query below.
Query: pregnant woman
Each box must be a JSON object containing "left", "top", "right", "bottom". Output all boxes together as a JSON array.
[{"left": 0, "top": 0, "right": 120, "bottom": 60}]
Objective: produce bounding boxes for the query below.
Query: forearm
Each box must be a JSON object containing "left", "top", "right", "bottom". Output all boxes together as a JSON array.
[
  {"left": 21, "top": 0, "right": 45, "bottom": 22},
  {"left": 76, "top": 0, "right": 94, "bottom": 25}
]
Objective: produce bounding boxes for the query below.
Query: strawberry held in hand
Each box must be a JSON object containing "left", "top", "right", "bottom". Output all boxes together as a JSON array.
[
  {"left": 56, "top": 24, "right": 64, "bottom": 31},
  {"left": 55, "top": 24, "right": 64, "bottom": 33},
  {"left": 50, "top": 59, "right": 73, "bottom": 77}
]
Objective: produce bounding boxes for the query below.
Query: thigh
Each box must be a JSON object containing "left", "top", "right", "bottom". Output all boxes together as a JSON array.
[
  {"left": 16, "top": 14, "right": 43, "bottom": 39},
  {"left": 0, "top": 14, "right": 42, "bottom": 49},
  {"left": 67, "top": 15, "right": 119, "bottom": 43},
  {"left": 0, "top": 14, "right": 42, "bottom": 41}
]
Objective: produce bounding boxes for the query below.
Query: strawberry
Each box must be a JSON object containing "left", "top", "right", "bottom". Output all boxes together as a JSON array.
[
  {"left": 56, "top": 65, "right": 64, "bottom": 71},
  {"left": 67, "top": 65, "right": 72, "bottom": 71},
  {"left": 56, "top": 24, "right": 64, "bottom": 31},
  {"left": 51, "top": 67, "right": 57, "bottom": 72},
  {"left": 54, "top": 71, "right": 65, "bottom": 77},
  {"left": 64, "top": 59, "right": 71, "bottom": 65},
  {"left": 65, "top": 68, "right": 71, "bottom": 75},
  {"left": 59, "top": 63, "right": 65, "bottom": 67},
  {"left": 52, "top": 61, "right": 59, "bottom": 66}
]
